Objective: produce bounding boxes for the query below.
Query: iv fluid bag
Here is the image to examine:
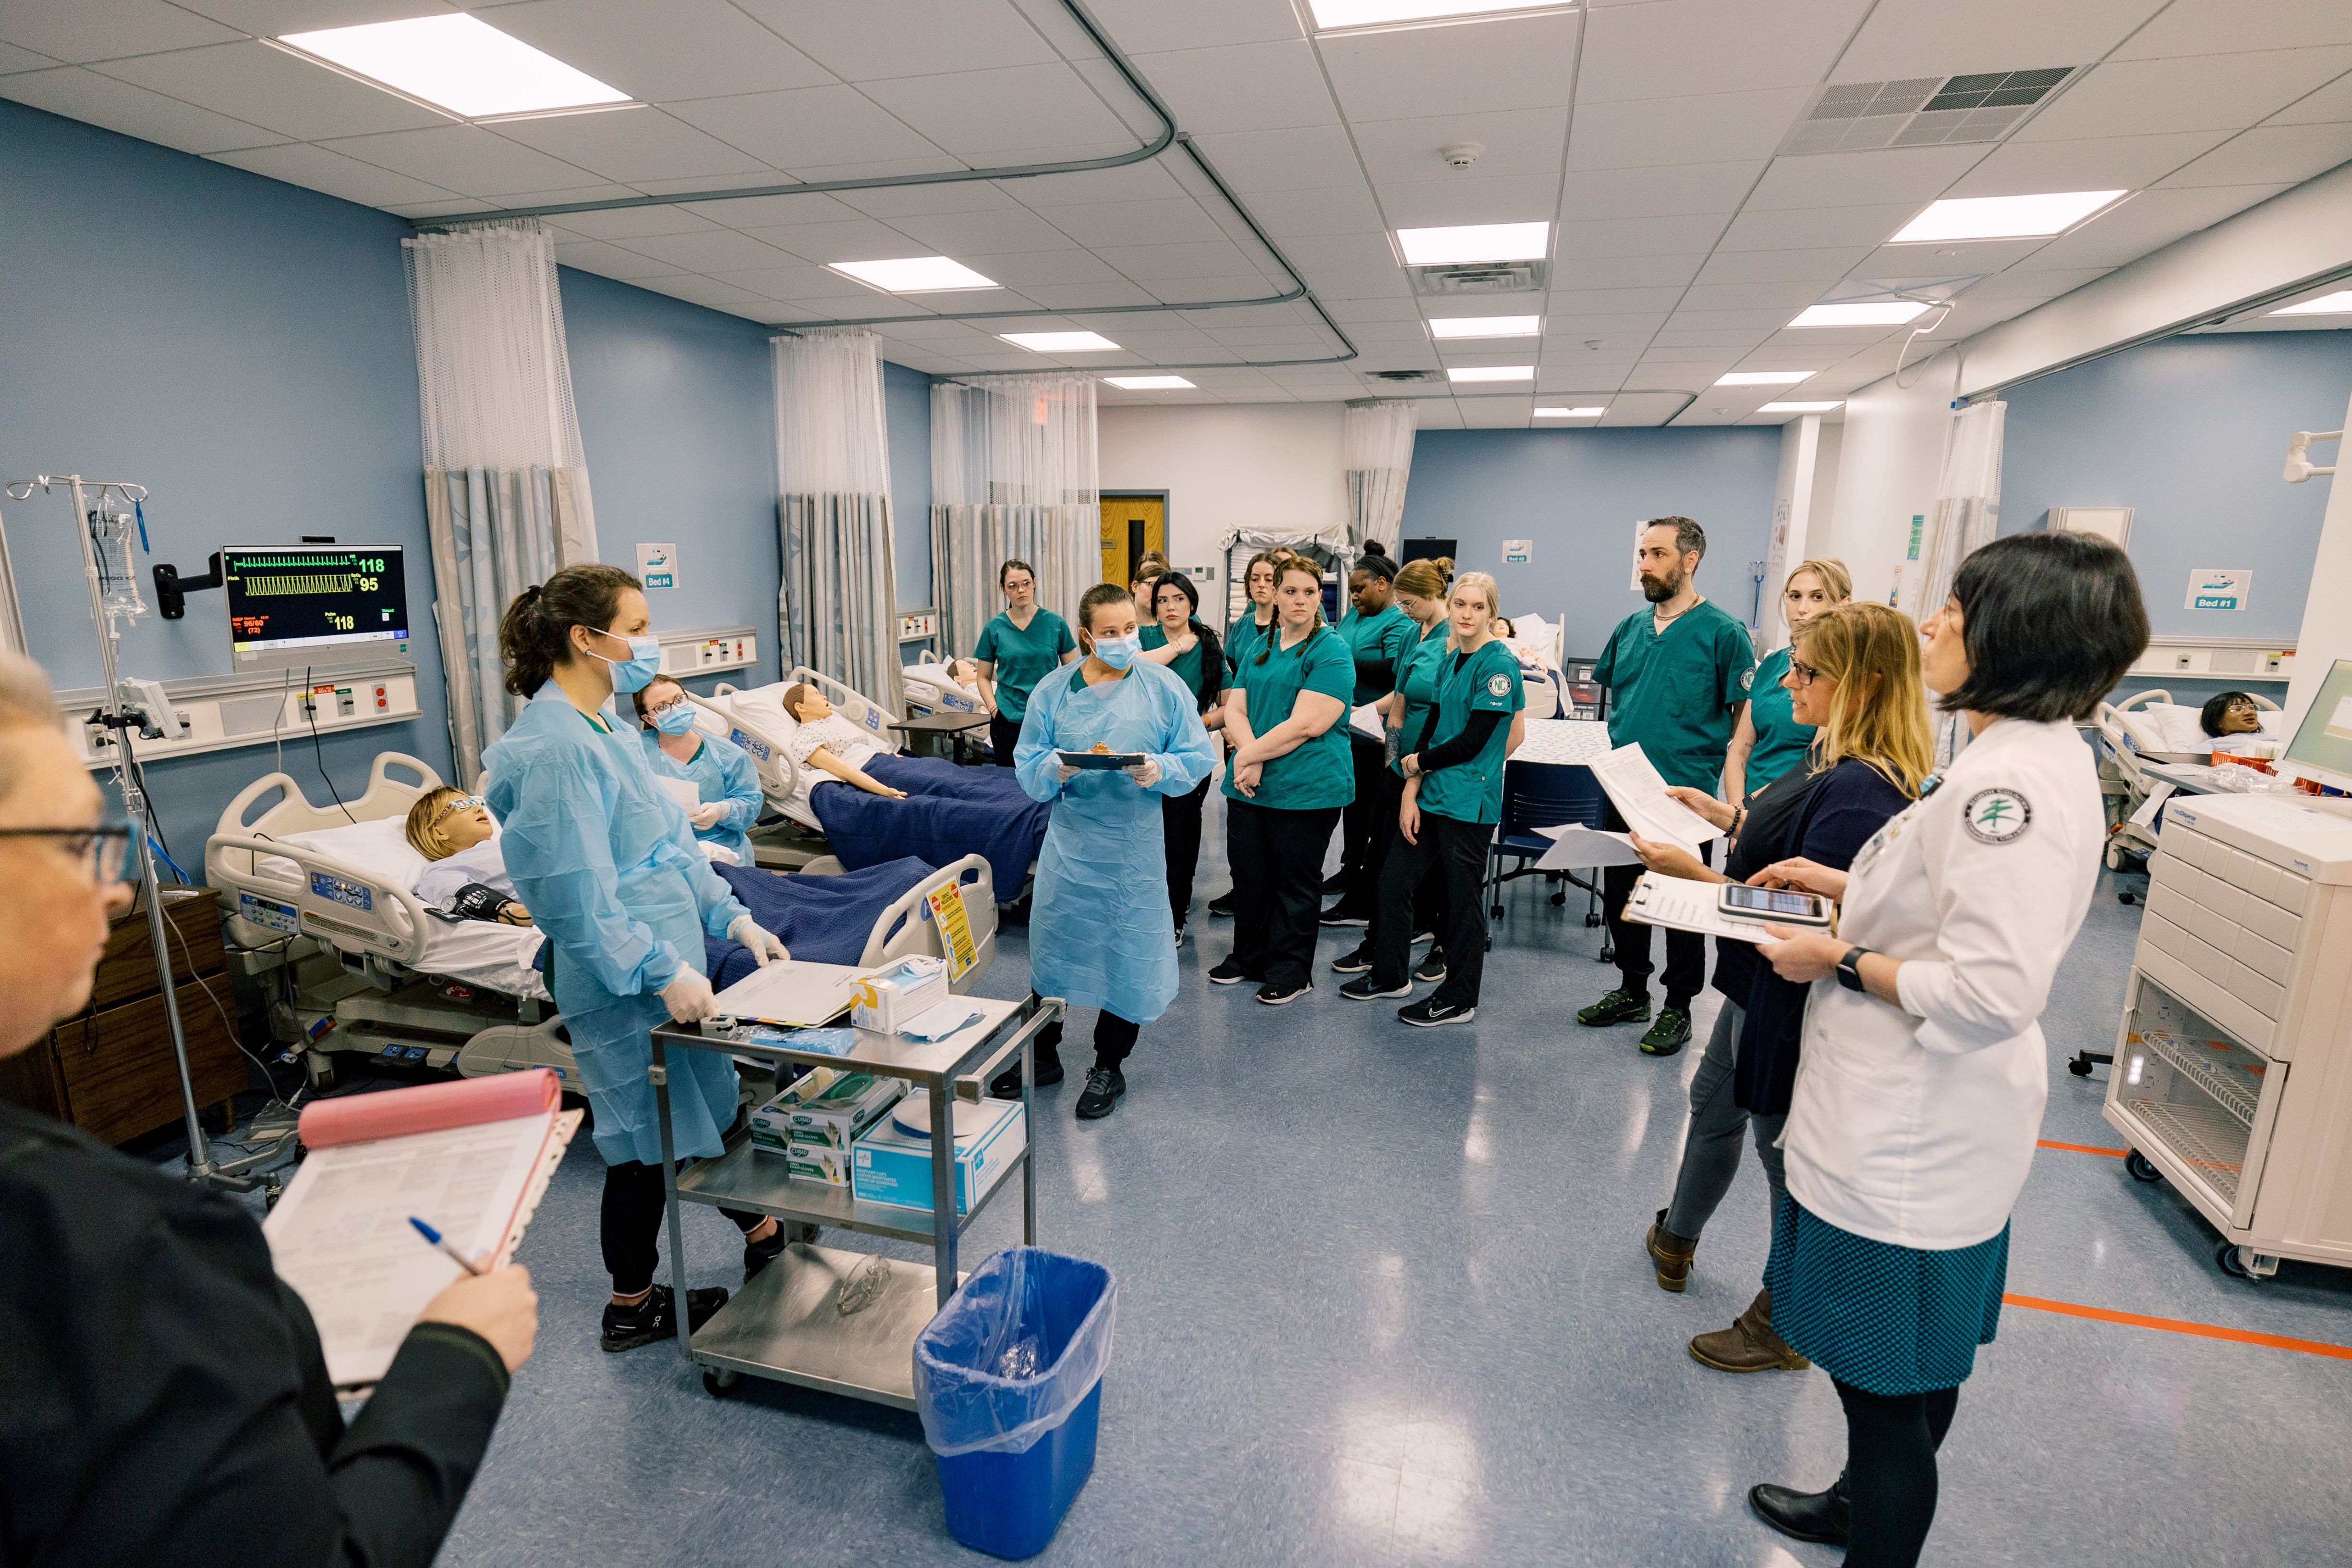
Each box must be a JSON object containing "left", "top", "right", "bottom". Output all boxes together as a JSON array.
[{"left": 88, "top": 505, "right": 146, "bottom": 621}]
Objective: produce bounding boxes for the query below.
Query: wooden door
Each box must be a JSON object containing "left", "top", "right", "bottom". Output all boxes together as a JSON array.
[{"left": 1099, "top": 494, "right": 1166, "bottom": 588}]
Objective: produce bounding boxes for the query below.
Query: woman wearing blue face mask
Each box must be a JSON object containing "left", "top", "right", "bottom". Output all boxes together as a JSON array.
[
  {"left": 991, "top": 584, "right": 1216, "bottom": 1121},
  {"left": 485, "top": 566, "right": 794, "bottom": 1355},
  {"left": 633, "top": 675, "right": 764, "bottom": 861}
]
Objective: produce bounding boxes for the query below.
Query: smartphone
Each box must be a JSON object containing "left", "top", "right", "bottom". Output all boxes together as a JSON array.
[{"left": 1718, "top": 884, "right": 1833, "bottom": 926}]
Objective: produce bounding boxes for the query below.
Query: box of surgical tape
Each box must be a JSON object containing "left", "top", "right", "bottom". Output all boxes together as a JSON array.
[
  {"left": 849, "top": 955, "right": 949, "bottom": 1034},
  {"left": 851, "top": 1098, "right": 1026, "bottom": 1216},
  {"left": 751, "top": 1070, "right": 904, "bottom": 1155}
]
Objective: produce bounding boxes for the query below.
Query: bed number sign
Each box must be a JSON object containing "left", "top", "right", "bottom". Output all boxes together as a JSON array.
[
  {"left": 308, "top": 871, "right": 374, "bottom": 912},
  {"left": 240, "top": 892, "right": 300, "bottom": 936},
  {"left": 923, "top": 882, "right": 979, "bottom": 981}
]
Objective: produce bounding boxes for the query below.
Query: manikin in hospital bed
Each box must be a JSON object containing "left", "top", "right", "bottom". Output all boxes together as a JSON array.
[
  {"left": 2091, "top": 688, "right": 2285, "bottom": 866},
  {"left": 1497, "top": 613, "right": 1565, "bottom": 721},
  {"left": 207, "top": 753, "right": 998, "bottom": 1086},
  {"left": 902, "top": 656, "right": 986, "bottom": 717}
]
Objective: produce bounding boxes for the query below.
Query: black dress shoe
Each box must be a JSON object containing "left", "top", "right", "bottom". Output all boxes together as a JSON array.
[
  {"left": 1206, "top": 892, "right": 1235, "bottom": 917},
  {"left": 988, "top": 1055, "right": 1064, "bottom": 1099},
  {"left": 1748, "top": 1476, "right": 1850, "bottom": 1547}
]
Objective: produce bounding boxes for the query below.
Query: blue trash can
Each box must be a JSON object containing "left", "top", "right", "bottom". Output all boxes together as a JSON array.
[{"left": 914, "top": 1248, "right": 1116, "bottom": 1559}]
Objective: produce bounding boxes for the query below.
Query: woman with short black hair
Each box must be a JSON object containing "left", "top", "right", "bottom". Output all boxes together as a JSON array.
[{"left": 1737, "top": 531, "right": 2148, "bottom": 1567}]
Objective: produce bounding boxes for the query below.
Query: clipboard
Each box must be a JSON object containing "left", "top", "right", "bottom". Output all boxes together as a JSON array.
[{"left": 711, "top": 958, "right": 872, "bottom": 1028}]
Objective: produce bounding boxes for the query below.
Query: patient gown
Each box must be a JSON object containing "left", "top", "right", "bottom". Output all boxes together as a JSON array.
[
  {"left": 486, "top": 684, "right": 753, "bottom": 1167},
  {"left": 1015, "top": 659, "right": 1217, "bottom": 1025}
]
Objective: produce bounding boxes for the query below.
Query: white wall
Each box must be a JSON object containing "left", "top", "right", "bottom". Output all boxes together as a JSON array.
[
  {"left": 1819, "top": 352, "right": 1962, "bottom": 614},
  {"left": 1097, "top": 402, "right": 1346, "bottom": 583}
]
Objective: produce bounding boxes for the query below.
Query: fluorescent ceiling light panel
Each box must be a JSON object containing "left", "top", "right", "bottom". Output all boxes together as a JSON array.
[
  {"left": 1104, "top": 375, "right": 1195, "bottom": 389},
  {"left": 1447, "top": 365, "right": 1535, "bottom": 383},
  {"left": 1788, "top": 302, "right": 1931, "bottom": 328},
  {"left": 1890, "top": 190, "right": 2125, "bottom": 243},
  {"left": 1535, "top": 406, "right": 1605, "bottom": 417},
  {"left": 1430, "top": 316, "right": 1540, "bottom": 339},
  {"left": 1310, "top": 0, "right": 1563, "bottom": 26},
  {"left": 1715, "top": 371, "right": 1811, "bottom": 387},
  {"left": 1759, "top": 401, "right": 1844, "bottom": 413},
  {"left": 829, "top": 256, "right": 998, "bottom": 292},
  {"left": 277, "top": 15, "right": 629, "bottom": 119},
  {"left": 1001, "top": 331, "right": 1121, "bottom": 352},
  {"left": 1396, "top": 223, "right": 1549, "bottom": 266},
  {"left": 2271, "top": 291, "right": 2352, "bottom": 316}
]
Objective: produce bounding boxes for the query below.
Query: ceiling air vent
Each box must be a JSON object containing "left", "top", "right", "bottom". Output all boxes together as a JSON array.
[
  {"left": 1777, "top": 66, "right": 2077, "bottom": 156},
  {"left": 1406, "top": 260, "right": 1547, "bottom": 297},
  {"left": 1365, "top": 369, "right": 1445, "bottom": 384}
]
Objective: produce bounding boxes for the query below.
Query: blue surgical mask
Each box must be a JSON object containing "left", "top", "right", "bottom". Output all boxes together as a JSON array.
[
  {"left": 1091, "top": 634, "right": 1141, "bottom": 670},
  {"left": 585, "top": 629, "right": 663, "bottom": 693},
  {"left": 651, "top": 702, "right": 700, "bottom": 736}
]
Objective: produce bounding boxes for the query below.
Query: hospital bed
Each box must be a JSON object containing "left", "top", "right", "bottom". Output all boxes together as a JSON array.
[
  {"left": 902, "top": 659, "right": 984, "bottom": 719},
  {"left": 206, "top": 751, "right": 998, "bottom": 1090},
  {"left": 2092, "top": 689, "right": 2283, "bottom": 869},
  {"left": 1501, "top": 613, "right": 1566, "bottom": 721}
]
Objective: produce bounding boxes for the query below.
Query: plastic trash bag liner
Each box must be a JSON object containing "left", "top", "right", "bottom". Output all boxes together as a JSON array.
[{"left": 914, "top": 1248, "right": 1115, "bottom": 1458}]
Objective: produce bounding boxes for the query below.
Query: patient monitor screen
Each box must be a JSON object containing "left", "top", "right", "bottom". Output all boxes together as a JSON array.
[
  {"left": 224, "top": 546, "right": 410, "bottom": 671},
  {"left": 2284, "top": 657, "right": 2352, "bottom": 785}
]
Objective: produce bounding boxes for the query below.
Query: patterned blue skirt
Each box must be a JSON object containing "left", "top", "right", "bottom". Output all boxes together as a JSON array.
[{"left": 1763, "top": 1192, "right": 2009, "bottom": 1396}]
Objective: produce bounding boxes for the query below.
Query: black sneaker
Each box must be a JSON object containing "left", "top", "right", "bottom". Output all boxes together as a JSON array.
[
  {"left": 1320, "top": 870, "right": 1350, "bottom": 894},
  {"left": 1640, "top": 1006, "right": 1694, "bottom": 1056},
  {"left": 1074, "top": 1066, "right": 1125, "bottom": 1119},
  {"left": 1256, "top": 979, "right": 1311, "bottom": 1005},
  {"left": 1318, "top": 904, "right": 1370, "bottom": 927},
  {"left": 1577, "top": 987, "right": 1653, "bottom": 1027},
  {"left": 743, "top": 1223, "right": 790, "bottom": 1280},
  {"left": 1206, "top": 892, "right": 1235, "bottom": 917},
  {"left": 1340, "top": 974, "right": 1412, "bottom": 1000},
  {"left": 1412, "top": 948, "right": 1447, "bottom": 985},
  {"left": 988, "top": 1053, "right": 1064, "bottom": 1099},
  {"left": 1411, "top": 929, "right": 1436, "bottom": 946},
  {"left": 1330, "top": 943, "right": 1374, "bottom": 974},
  {"left": 1400, "top": 997, "right": 1475, "bottom": 1027},
  {"left": 1209, "top": 958, "right": 1257, "bottom": 985},
  {"left": 600, "top": 1283, "right": 728, "bottom": 1353}
]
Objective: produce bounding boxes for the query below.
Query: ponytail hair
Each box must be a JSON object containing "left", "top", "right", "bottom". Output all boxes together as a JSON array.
[
  {"left": 1394, "top": 558, "right": 1448, "bottom": 601},
  {"left": 498, "top": 563, "right": 642, "bottom": 698},
  {"left": 1254, "top": 559, "right": 1329, "bottom": 665}
]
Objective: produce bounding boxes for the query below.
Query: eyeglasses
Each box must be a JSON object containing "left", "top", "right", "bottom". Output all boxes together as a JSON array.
[
  {"left": 1786, "top": 657, "right": 1823, "bottom": 686},
  {"left": 433, "top": 793, "right": 485, "bottom": 824},
  {"left": 0, "top": 825, "right": 138, "bottom": 884},
  {"left": 645, "top": 695, "right": 689, "bottom": 718}
]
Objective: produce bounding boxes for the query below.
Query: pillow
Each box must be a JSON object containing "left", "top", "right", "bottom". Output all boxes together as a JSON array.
[
  {"left": 2107, "top": 705, "right": 2169, "bottom": 754},
  {"left": 268, "top": 815, "right": 434, "bottom": 891},
  {"left": 2144, "top": 703, "right": 2220, "bottom": 753},
  {"left": 727, "top": 683, "right": 803, "bottom": 748}
]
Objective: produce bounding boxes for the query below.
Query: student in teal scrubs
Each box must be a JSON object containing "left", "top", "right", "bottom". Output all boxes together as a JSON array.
[
  {"left": 1724, "top": 558, "right": 1851, "bottom": 801},
  {"left": 1578, "top": 516, "right": 1757, "bottom": 1057},
  {"left": 1138, "top": 571, "right": 1224, "bottom": 944},
  {"left": 1210, "top": 558, "right": 1355, "bottom": 1005},
  {"left": 973, "top": 559, "right": 1077, "bottom": 766},
  {"left": 1323, "top": 544, "right": 1418, "bottom": 927},
  {"left": 1342, "top": 571, "right": 1523, "bottom": 1026},
  {"left": 1205, "top": 548, "right": 1288, "bottom": 920}
]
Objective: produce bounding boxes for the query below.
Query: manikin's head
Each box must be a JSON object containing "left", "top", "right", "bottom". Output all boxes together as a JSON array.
[{"left": 406, "top": 786, "right": 496, "bottom": 860}]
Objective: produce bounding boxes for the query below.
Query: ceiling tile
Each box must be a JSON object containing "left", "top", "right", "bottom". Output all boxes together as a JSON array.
[
  {"left": 1542, "top": 313, "right": 1668, "bottom": 337},
  {"left": 1547, "top": 286, "right": 1688, "bottom": 312},
  {"left": 1349, "top": 107, "right": 1569, "bottom": 183},
  {"left": 546, "top": 203, "right": 722, "bottom": 240},
  {"left": 0, "top": 64, "right": 284, "bottom": 155},
  {"left": 1276, "top": 232, "right": 1402, "bottom": 275},
  {"left": 708, "top": 261, "right": 860, "bottom": 299},
  {"left": 1566, "top": 88, "right": 1814, "bottom": 170},
  {"left": 1128, "top": 39, "right": 1334, "bottom": 134},
  {"left": 1561, "top": 254, "right": 1706, "bottom": 288},
  {"left": 1648, "top": 328, "right": 1770, "bottom": 349},
  {"left": 1020, "top": 280, "right": 1161, "bottom": 308},
  {"left": 1287, "top": 263, "right": 1411, "bottom": 298},
  {"left": 1245, "top": 184, "right": 1387, "bottom": 238},
  {"left": 1679, "top": 281, "right": 1830, "bottom": 310},
  {"left": 320, "top": 124, "right": 610, "bottom": 195},
  {"left": 2019, "top": 182, "right": 2294, "bottom": 268},
  {"left": 2017, "top": 48, "right": 2352, "bottom": 141},
  {"left": 863, "top": 63, "right": 1137, "bottom": 157},
  {"left": 209, "top": 141, "right": 461, "bottom": 207},
  {"left": 616, "top": 227, "right": 800, "bottom": 271},
  {"left": 1579, "top": 0, "right": 1871, "bottom": 104},
  {"left": 734, "top": 0, "right": 1057, "bottom": 81},
  {"left": 480, "top": 182, "right": 642, "bottom": 207},
  {"left": 554, "top": 237, "right": 694, "bottom": 282},
  {"left": 1557, "top": 214, "right": 1730, "bottom": 258},
  {"left": 1321, "top": 297, "right": 1423, "bottom": 323},
  {"left": 1097, "top": 239, "right": 1257, "bottom": 279},
  {"left": 1150, "top": 274, "right": 1299, "bottom": 304},
  {"left": 174, "top": 2, "right": 457, "bottom": 29},
  {"left": 666, "top": 85, "right": 947, "bottom": 171},
  {"left": 640, "top": 272, "right": 774, "bottom": 310},
  {"left": 1558, "top": 160, "right": 1765, "bottom": 221},
  {"left": 494, "top": 107, "right": 771, "bottom": 184},
  {"left": 1321, "top": 11, "right": 1582, "bottom": 118},
  {"left": 966, "top": 248, "right": 1128, "bottom": 286},
  {"left": 661, "top": 191, "right": 859, "bottom": 228},
  {"left": 1458, "top": 397, "right": 1533, "bottom": 428},
  {"left": 92, "top": 40, "right": 450, "bottom": 140},
  {"left": 1741, "top": 145, "right": 1988, "bottom": 210},
  {"left": 1188, "top": 125, "right": 1362, "bottom": 192},
  {"left": 2269, "top": 70, "right": 2352, "bottom": 127},
  {"left": 1854, "top": 236, "right": 2049, "bottom": 274},
  {"left": 0, "top": 41, "right": 58, "bottom": 71},
  {"left": 1945, "top": 130, "right": 2234, "bottom": 195},
  {"left": 2157, "top": 122, "right": 2352, "bottom": 188},
  {"left": 737, "top": 216, "right": 927, "bottom": 263},
  {"left": 2112, "top": 0, "right": 2352, "bottom": 59},
  {"left": 1028, "top": 197, "right": 1225, "bottom": 247},
  {"left": 1694, "top": 246, "right": 1875, "bottom": 284},
  {"left": 1376, "top": 173, "right": 1560, "bottom": 228},
  {"left": 489, "top": 0, "right": 833, "bottom": 103},
  {"left": 1670, "top": 302, "right": 1819, "bottom": 326},
  {"left": 1716, "top": 204, "right": 1916, "bottom": 251},
  {"left": 387, "top": 198, "right": 495, "bottom": 219},
  {"left": 1830, "top": 0, "right": 2163, "bottom": 81},
  {"left": 1079, "top": 0, "right": 1302, "bottom": 53},
  {"left": 0, "top": 0, "right": 241, "bottom": 63},
  {"left": 738, "top": 154, "right": 962, "bottom": 184},
  {"left": 885, "top": 205, "right": 1079, "bottom": 254}
]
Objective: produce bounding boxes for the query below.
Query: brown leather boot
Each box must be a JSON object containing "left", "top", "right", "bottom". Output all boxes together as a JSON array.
[
  {"left": 1689, "top": 1287, "right": 1810, "bottom": 1372},
  {"left": 1646, "top": 1209, "right": 1697, "bottom": 1292}
]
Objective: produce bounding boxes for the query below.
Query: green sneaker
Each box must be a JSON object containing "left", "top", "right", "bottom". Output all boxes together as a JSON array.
[
  {"left": 1577, "top": 987, "right": 1652, "bottom": 1027},
  {"left": 1640, "top": 1007, "right": 1694, "bottom": 1056}
]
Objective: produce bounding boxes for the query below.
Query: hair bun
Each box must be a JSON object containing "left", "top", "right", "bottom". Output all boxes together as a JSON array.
[
  {"left": 1362, "top": 539, "right": 1389, "bottom": 557},
  {"left": 1435, "top": 556, "right": 1455, "bottom": 576}
]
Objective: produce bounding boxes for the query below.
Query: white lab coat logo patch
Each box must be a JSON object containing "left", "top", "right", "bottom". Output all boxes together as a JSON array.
[
  {"left": 1963, "top": 788, "right": 2030, "bottom": 844},
  {"left": 1487, "top": 673, "right": 1510, "bottom": 697}
]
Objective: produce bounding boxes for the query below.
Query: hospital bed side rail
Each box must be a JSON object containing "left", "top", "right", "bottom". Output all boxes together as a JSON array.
[
  {"left": 692, "top": 689, "right": 808, "bottom": 822},
  {"left": 205, "top": 753, "right": 443, "bottom": 966},
  {"left": 860, "top": 853, "right": 998, "bottom": 991}
]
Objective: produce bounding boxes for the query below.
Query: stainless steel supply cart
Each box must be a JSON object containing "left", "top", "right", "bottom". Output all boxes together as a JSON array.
[{"left": 650, "top": 993, "right": 1065, "bottom": 1406}]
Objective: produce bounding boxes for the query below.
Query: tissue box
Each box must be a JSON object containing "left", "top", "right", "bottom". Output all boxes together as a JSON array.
[
  {"left": 850, "top": 955, "right": 950, "bottom": 1033},
  {"left": 751, "top": 1071, "right": 904, "bottom": 1153},
  {"left": 851, "top": 1098, "right": 1026, "bottom": 1216}
]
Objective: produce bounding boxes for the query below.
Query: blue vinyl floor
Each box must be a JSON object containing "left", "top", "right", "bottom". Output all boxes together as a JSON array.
[{"left": 431, "top": 796, "right": 2352, "bottom": 1567}]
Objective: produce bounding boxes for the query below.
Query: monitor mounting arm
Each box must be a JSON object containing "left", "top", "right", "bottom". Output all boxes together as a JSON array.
[{"left": 153, "top": 551, "right": 224, "bottom": 620}]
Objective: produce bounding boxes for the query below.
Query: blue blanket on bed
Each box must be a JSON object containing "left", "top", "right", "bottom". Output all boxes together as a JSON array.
[
  {"left": 702, "top": 856, "right": 936, "bottom": 990},
  {"left": 807, "top": 753, "right": 1049, "bottom": 895}
]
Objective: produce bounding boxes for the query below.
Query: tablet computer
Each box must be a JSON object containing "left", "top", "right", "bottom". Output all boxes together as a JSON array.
[{"left": 1058, "top": 750, "right": 1145, "bottom": 770}]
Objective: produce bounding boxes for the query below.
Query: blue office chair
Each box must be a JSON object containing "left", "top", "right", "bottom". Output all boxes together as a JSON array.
[{"left": 1488, "top": 758, "right": 1611, "bottom": 960}]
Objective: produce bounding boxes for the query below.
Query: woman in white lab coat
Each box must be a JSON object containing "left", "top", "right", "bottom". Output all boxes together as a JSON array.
[{"left": 1737, "top": 532, "right": 2148, "bottom": 1568}]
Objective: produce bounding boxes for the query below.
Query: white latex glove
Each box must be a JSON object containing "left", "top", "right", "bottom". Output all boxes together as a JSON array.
[
  {"left": 727, "top": 915, "right": 790, "bottom": 966},
  {"left": 1056, "top": 763, "right": 1081, "bottom": 783},
  {"left": 689, "top": 801, "right": 728, "bottom": 829},
  {"left": 661, "top": 969, "right": 717, "bottom": 1023},
  {"left": 1124, "top": 755, "right": 1162, "bottom": 788}
]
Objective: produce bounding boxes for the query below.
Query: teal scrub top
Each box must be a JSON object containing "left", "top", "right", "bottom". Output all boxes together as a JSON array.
[
  {"left": 1140, "top": 622, "right": 1207, "bottom": 702},
  {"left": 1224, "top": 609, "right": 1275, "bottom": 683},
  {"left": 1592, "top": 599, "right": 1757, "bottom": 792},
  {"left": 1417, "top": 639, "right": 1525, "bottom": 825},
  {"left": 1389, "top": 620, "right": 1450, "bottom": 779},
  {"left": 973, "top": 609, "right": 1076, "bottom": 723},
  {"left": 1742, "top": 645, "right": 1816, "bottom": 793},
  {"left": 1223, "top": 624, "right": 1356, "bottom": 811},
  {"left": 1340, "top": 603, "right": 1415, "bottom": 706}
]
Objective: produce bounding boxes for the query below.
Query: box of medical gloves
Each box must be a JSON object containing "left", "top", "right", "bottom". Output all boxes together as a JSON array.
[
  {"left": 851, "top": 1098, "right": 1026, "bottom": 1216},
  {"left": 751, "top": 1070, "right": 904, "bottom": 1155},
  {"left": 774, "top": 1141, "right": 853, "bottom": 1186},
  {"left": 850, "top": 954, "right": 948, "bottom": 1033}
]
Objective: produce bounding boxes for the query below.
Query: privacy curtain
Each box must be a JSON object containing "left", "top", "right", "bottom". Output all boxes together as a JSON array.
[
  {"left": 930, "top": 374, "right": 1099, "bottom": 660},
  {"left": 1343, "top": 400, "right": 1417, "bottom": 555},
  {"left": 774, "top": 328, "right": 900, "bottom": 717},
  {"left": 1916, "top": 398, "right": 2006, "bottom": 766},
  {"left": 404, "top": 219, "right": 598, "bottom": 782}
]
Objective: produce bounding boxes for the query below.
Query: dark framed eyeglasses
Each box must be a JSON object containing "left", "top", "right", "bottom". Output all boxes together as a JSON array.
[
  {"left": 0, "top": 825, "right": 138, "bottom": 883},
  {"left": 1786, "top": 657, "right": 1823, "bottom": 687}
]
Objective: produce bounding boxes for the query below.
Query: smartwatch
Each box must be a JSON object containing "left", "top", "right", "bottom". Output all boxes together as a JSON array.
[{"left": 1835, "top": 946, "right": 1874, "bottom": 993}]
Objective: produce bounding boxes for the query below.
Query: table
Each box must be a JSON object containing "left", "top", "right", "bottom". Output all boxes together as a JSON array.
[
  {"left": 2140, "top": 760, "right": 2238, "bottom": 796},
  {"left": 891, "top": 708, "right": 991, "bottom": 763}
]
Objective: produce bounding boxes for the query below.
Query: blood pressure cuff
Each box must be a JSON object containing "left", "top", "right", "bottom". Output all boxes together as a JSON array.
[{"left": 442, "top": 883, "right": 514, "bottom": 924}]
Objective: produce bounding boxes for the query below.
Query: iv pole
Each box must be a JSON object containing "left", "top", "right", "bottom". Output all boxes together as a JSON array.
[{"left": 5, "top": 474, "right": 264, "bottom": 1194}]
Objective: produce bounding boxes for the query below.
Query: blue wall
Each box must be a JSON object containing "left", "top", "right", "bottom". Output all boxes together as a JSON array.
[
  {"left": 1399, "top": 426, "right": 1783, "bottom": 657},
  {"left": 885, "top": 360, "right": 934, "bottom": 614}
]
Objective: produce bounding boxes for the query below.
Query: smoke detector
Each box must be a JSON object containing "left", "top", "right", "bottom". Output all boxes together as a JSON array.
[{"left": 1441, "top": 141, "right": 1484, "bottom": 169}]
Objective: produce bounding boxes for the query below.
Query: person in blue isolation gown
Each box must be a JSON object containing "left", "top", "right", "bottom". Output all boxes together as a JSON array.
[
  {"left": 482, "top": 564, "right": 795, "bottom": 1357},
  {"left": 632, "top": 673, "right": 764, "bottom": 861},
  {"left": 989, "top": 582, "right": 1217, "bottom": 1122}
]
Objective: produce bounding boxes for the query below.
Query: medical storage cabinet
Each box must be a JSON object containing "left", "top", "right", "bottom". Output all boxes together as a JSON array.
[
  {"left": 2106, "top": 794, "right": 2352, "bottom": 1279},
  {"left": 649, "top": 994, "right": 1062, "bottom": 1407}
]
